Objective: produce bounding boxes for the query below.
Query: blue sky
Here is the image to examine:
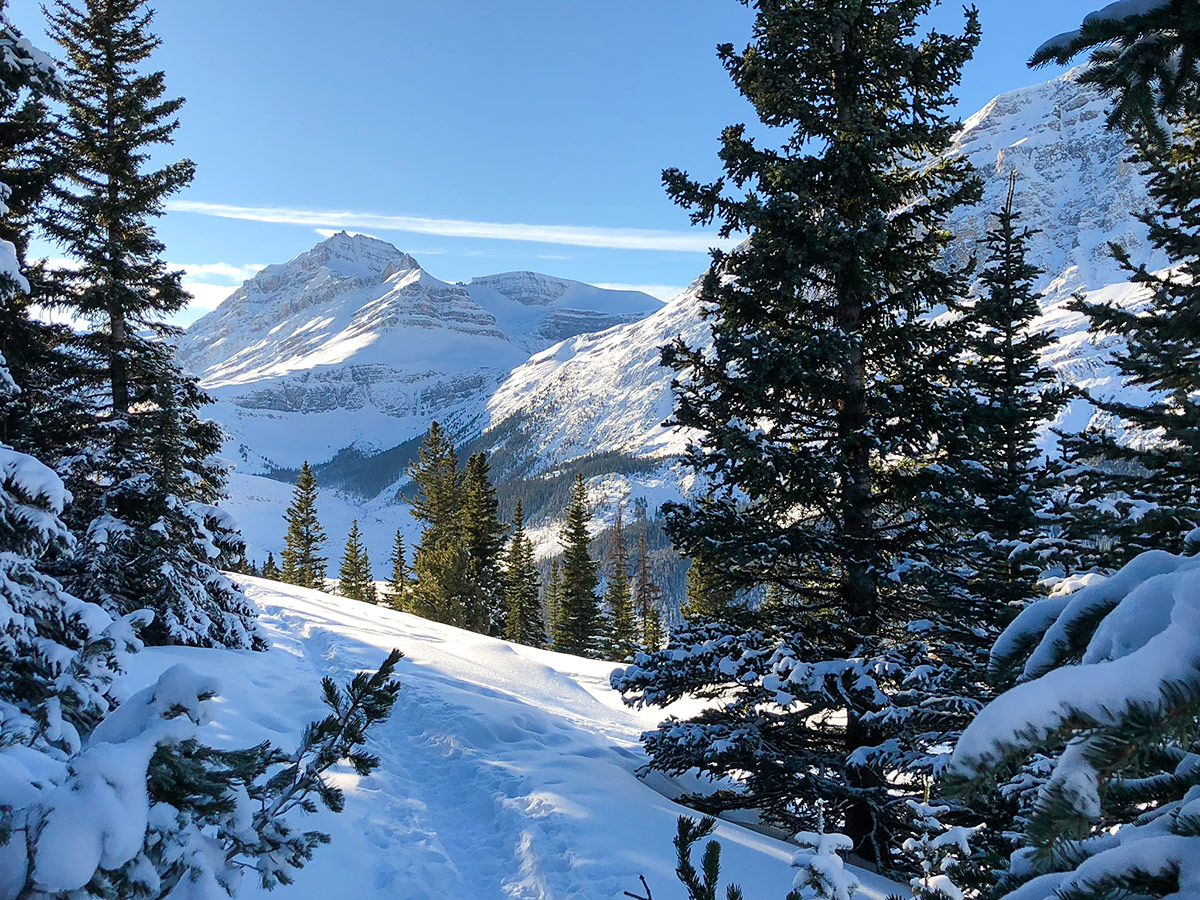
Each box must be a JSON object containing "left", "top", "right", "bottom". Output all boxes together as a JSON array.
[{"left": 12, "top": 1, "right": 1099, "bottom": 322}]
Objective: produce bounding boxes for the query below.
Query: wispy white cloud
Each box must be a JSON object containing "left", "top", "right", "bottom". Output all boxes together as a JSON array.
[
  {"left": 167, "top": 200, "right": 733, "bottom": 254},
  {"left": 173, "top": 261, "right": 265, "bottom": 282},
  {"left": 594, "top": 282, "right": 687, "bottom": 302}
]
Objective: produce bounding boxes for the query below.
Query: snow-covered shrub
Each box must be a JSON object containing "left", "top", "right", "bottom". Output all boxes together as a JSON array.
[
  {"left": 897, "top": 801, "right": 984, "bottom": 900},
  {"left": 791, "top": 805, "right": 860, "bottom": 900},
  {"left": 945, "top": 550, "right": 1200, "bottom": 900}
]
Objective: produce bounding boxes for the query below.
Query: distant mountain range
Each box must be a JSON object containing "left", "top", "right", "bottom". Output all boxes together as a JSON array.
[{"left": 184, "top": 69, "right": 1164, "bottom": 584}]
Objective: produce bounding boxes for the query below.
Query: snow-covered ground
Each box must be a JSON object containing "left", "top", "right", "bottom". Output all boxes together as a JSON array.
[{"left": 120, "top": 577, "right": 900, "bottom": 900}]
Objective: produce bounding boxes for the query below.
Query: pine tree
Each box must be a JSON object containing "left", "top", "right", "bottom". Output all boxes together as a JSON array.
[
  {"left": 605, "top": 505, "right": 637, "bottom": 660},
  {"left": 410, "top": 537, "right": 482, "bottom": 630},
  {"left": 383, "top": 528, "right": 410, "bottom": 610},
  {"left": 262, "top": 551, "right": 281, "bottom": 580},
  {"left": 408, "top": 424, "right": 489, "bottom": 631},
  {"left": 39, "top": 0, "right": 258, "bottom": 649},
  {"left": 1029, "top": 1, "right": 1200, "bottom": 567},
  {"left": 339, "top": 519, "right": 372, "bottom": 602},
  {"left": 945, "top": 551, "right": 1200, "bottom": 900},
  {"left": 633, "top": 533, "right": 665, "bottom": 651},
  {"left": 555, "top": 473, "right": 601, "bottom": 657},
  {"left": 360, "top": 546, "right": 377, "bottom": 604},
  {"left": 408, "top": 421, "right": 462, "bottom": 546},
  {"left": 281, "top": 462, "right": 327, "bottom": 590},
  {"left": 614, "top": 0, "right": 982, "bottom": 862},
  {"left": 504, "top": 500, "right": 544, "bottom": 647},
  {"left": 462, "top": 451, "right": 506, "bottom": 634},
  {"left": 0, "top": 5, "right": 83, "bottom": 465}
]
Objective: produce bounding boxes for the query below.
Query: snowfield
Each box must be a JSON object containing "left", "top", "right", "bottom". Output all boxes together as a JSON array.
[{"left": 119, "top": 577, "right": 899, "bottom": 900}]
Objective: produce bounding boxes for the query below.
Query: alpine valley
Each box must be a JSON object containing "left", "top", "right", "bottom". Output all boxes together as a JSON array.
[{"left": 182, "top": 67, "right": 1165, "bottom": 598}]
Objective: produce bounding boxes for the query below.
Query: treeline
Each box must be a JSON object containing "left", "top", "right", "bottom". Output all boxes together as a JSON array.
[
  {"left": 610, "top": 2, "right": 1200, "bottom": 899},
  {"left": 0, "top": 3, "right": 397, "bottom": 898}
]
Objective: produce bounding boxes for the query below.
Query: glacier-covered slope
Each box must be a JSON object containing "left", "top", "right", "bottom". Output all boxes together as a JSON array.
[
  {"left": 120, "top": 578, "right": 901, "bottom": 899},
  {"left": 480, "top": 69, "right": 1163, "bottom": 487}
]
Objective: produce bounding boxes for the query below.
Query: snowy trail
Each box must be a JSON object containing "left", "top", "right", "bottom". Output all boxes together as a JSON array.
[{"left": 121, "top": 578, "right": 899, "bottom": 900}]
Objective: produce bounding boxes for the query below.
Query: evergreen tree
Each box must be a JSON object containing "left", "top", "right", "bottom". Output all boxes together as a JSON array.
[
  {"left": 633, "top": 532, "right": 665, "bottom": 650},
  {"left": 504, "top": 500, "right": 544, "bottom": 647},
  {"left": 615, "top": 0, "right": 982, "bottom": 863},
  {"left": 882, "top": 177, "right": 1068, "bottom": 817},
  {"left": 544, "top": 559, "right": 564, "bottom": 647},
  {"left": 408, "top": 421, "right": 462, "bottom": 545},
  {"left": 410, "top": 537, "right": 483, "bottom": 630},
  {"left": 281, "top": 462, "right": 327, "bottom": 590},
  {"left": 262, "top": 551, "right": 280, "bottom": 581},
  {"left": 383, "top": 528, "right": 410, "bottom": 610},
  {"left": 1030, "top": 0, "right": 1200, "bottom": 143},
  {"left": 338, "top": 519, "right": 373, "bottom": 602},
  {"left": 0, "top": 4, "right": 82, "bottom": 464},
  {"left": 40, "top": 0, "right": 258, "bottom": 649},
  {"left": 360, "top": 546, "right": 377, "bottom": 604},
  {"left": 679, "top": 552, "right": 737, "bottom": 622},
  {"left": 605, "top": 505, "right": 638, "bottom": 660},
  {"left": 408, "top": 424, "right": 489, "bottom": 631},
  {"left": 946, "top": 551, "right": 1200, "bottom": 900},
  {"left": 942, "top": 10, "right": 1200, "bottom": 898},
  {"left": 462, "top": 451, "right": 506, "bottom": 634},
  {"left": 555, "top": 473, "right": 601, "bottom": 657}
]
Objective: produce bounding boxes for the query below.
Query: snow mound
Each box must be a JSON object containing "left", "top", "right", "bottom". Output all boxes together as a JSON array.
[{"left": 116, "top": 577, "right": 901, "bottom": 900}]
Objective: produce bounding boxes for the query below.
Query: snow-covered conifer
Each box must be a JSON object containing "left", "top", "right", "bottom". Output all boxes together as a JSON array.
[
  {"left": 42, "top": 0, "right": 258, "bottom": 648},
  {"left": 617, "top": 0, "right": 982, "bottom": 862}
]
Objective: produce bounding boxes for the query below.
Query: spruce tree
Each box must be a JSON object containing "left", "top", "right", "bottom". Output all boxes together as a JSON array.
[
  {"left": 262, "top": 551, "right": 280, "bottom": 580},
  {"left": 407, "top": 423, "right": 487, "bottom": 630},
  {"left": 632, "top": 533, "right": 665, "bottom": 651},
  {"left": 0, "top": 5, "right": 83, "bottom": 464},
  {"left": 462, "top": 451, "right": 506, "bottom": 634},
  {"left": 360, "top": 546, "right": 377, "bottom": 604},
  {"left": 39, "top": 0, "right": 258, "bottom": 649},
  {"left": 383, "top": 528, "right": 410, "bottom": 610},
  {"left": 555, "top": 473, "right": 601, "bottom": 657},
  {"left": 503, "top": 500, "right": 544, "bottom": 647},
  {"left": 339, "top": 519, "right": 371, "bottom": 602},
  {"left": 407, "top": 421, "right": 462, "bottom": 546},
  {"left": 614, "top": 0, "right": 982, "bottom": 862},
  {"left": 604, "top": 506, "right": 638, "bottom": 660},
  {"left": 410, "top": 537, "right": 482, "bottom": 630},
  {"left": 281, "top": 462, "right": 327, "bottom": 590}
]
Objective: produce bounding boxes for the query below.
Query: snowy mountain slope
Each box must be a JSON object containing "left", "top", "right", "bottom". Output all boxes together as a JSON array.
[
  {"left": 177, "top": 232, "right": 662, "bottom": 480},
  {"left": 120, "top": 577, "right": 901, "bottom": 900},
  {"left": 466, "top": 271, "right": 662, "bottom": 348},
  {"left": 480, "top": 69, "right": 1162, "bottom": 487}
]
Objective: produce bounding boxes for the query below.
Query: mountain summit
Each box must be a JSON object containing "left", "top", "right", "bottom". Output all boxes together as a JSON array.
[{"left": 175, "top": 233, "right": 662, "bottom": 483}]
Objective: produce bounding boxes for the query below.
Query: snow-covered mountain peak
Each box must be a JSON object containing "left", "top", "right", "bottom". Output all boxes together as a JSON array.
[{"left": 294, "top": 230, "right": 420, "bottom": 281}]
